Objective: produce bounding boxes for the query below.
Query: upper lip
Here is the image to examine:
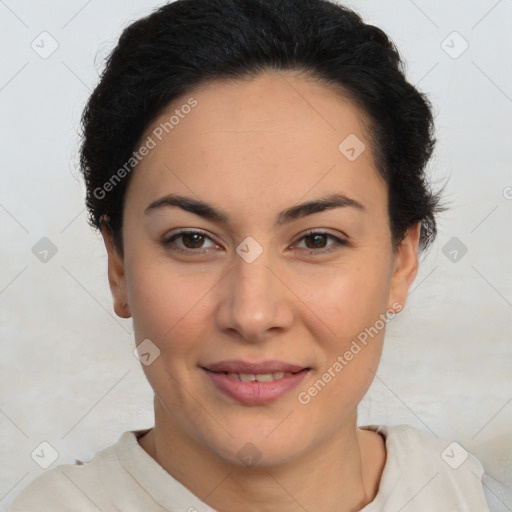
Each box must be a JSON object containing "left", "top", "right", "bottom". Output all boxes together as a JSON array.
[{"left": 202, "top": 359, "right": 309, "bottom": 374}]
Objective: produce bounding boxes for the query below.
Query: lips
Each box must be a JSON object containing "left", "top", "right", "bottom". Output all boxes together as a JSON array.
[{"left": 201, "top": 359, "right": 310, "bottom": 405}]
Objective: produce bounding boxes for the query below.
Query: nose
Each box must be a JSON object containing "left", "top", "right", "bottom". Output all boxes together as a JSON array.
[{"left": 214, "top": 245, "right": 295, "bottom": 344}]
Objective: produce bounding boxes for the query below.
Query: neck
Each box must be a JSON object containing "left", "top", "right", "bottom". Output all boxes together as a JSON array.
[{"left": 138, "top": 398, "right": 386, "bottom": 512}]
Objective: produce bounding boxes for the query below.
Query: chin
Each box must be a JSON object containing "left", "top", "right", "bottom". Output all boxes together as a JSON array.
[{"left": 194, "top": 413, "right": 315, "bottom": 468}]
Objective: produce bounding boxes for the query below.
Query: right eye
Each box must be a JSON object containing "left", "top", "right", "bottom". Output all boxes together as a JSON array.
[{"left": 162, "top": 230, "right": 221, "bottom": 254}]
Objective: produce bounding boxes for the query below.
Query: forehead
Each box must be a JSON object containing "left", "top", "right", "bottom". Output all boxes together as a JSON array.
[{"left": 126, "top": 71, "right": 386, "bottom": 225}]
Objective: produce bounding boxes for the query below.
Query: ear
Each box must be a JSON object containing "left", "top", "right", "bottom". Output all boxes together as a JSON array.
[
  {"left": 100, "top": 221, "right": 131, "bottom": 319},
  {"left": 387, "top": 222, "right": 421, "bottom": 312}
]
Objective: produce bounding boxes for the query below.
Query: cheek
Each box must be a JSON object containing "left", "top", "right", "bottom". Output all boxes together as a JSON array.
[
  {"left": 301, "top": 257, "right": 393, "bottom": 339},
  {"left": 125, "top": 255, "right": 210, "bottom": 351},
  {"left": 298, "top": 274, "right": 388, "bottom": 412},
  {"left": 126, "top": 260, "right": 214, "bottom": 405},
  {"left": 298, "top": 256, "right": 391, "bottom": 391}
]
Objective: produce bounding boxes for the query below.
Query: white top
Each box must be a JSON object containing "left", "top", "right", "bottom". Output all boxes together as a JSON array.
[{"left": 7, "top": 424, "right": 499, "bottom": 511}]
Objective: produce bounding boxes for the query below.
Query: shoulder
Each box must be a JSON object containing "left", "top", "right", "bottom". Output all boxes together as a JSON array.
[
  {"left": 361, "top": 424, "right": 492, "bottom": 512},
  {"left": 376, "top": 423, "right": 485, "bottom": 475},
  {"left": 482, "top": 472, "right": 512, "bottom": 512},
  {"left": 7, "top": 465, "right": 100, "bottom": 511},
  {"left": 6, "top": 433, "right": 129, "bottom": 512}
]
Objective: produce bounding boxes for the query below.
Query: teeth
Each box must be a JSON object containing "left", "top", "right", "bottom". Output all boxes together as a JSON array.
[
  {"left": 255, "top": 373, "right": 274, "bottom": 382},
  {"left": 226, "top": 371, "right": 294, "bottom": 382}
]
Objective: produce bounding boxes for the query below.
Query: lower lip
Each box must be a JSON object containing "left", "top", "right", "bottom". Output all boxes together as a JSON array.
[{"left": 203, "top": 368, "right": 309, "bottom": 405}]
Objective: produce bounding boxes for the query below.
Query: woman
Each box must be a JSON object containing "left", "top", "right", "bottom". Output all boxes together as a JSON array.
[{"left": 8, "top": 0, "right": 494, "bottom": 510}]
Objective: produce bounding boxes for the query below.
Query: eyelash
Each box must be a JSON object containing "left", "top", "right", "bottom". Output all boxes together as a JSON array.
[{"left": 162, "top": 229, "right": 347, "bottom": 255}]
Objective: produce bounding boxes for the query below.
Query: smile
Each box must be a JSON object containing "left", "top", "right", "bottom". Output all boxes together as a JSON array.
[
  {"left": 224, "top": 371, "right": 294, "bottom": 382},
  {"left": 202, "top": 366, "right": 310, "bottom": 405}
]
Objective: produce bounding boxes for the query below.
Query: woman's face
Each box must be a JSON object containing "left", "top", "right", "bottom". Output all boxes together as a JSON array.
[{"left": 103, "top": 71, "right": 419, "bottom": 466}]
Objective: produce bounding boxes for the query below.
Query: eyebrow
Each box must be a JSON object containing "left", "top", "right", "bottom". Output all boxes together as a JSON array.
[{"left": 144, "top": 192, "right": 365, "bottom": 227}]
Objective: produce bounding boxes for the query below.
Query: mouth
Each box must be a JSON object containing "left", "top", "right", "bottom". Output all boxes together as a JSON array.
[
  {"left": 207, "top": 370, "right": 305, "bottom": 382},
  {"left": 202, "top": 359, "right": 310, "bottom": 374},
  {"left": 201, "top": 360, "right": 311, "bottom": 405}
]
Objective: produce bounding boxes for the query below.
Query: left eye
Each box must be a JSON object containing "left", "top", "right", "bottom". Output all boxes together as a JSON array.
[{"left": 293, "top": 231, "right": 347, "bottom": 253}]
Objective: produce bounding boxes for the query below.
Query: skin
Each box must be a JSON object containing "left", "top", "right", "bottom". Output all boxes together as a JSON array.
[{"left": 101, "top": 70, "right": 420, "bottom": 512}]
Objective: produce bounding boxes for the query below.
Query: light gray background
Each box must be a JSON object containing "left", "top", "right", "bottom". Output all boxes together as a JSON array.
[{"left": 1, "top": 0, "right": 511, "bottom": 509}]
